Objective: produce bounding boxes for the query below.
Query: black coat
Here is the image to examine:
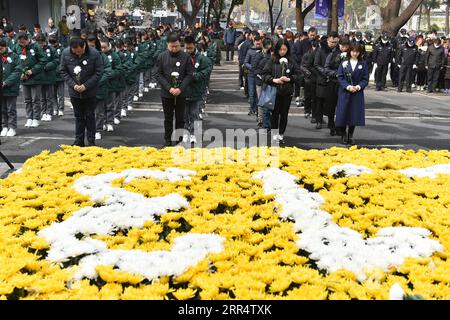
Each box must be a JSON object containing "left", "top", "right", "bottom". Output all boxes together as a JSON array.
[
  {"left": 300, "top": 49, "right": 317, "bottom": 83},
  {"left": 324, "top": 48, "right": 345, "bottom": 82},
  {"left": 261, "top": 55, "right": 299, "bottom": 96},
  {"left": 314, "top": 44, "right": 333, "bottom": 97},
  {"left": 293, "top": 38, "right": 312, "bottom": 65},
  {"left": 397, "top": 45, "right": 419, "bottom": 66},
  {"left": 60, "top": 46, "right": 104, "bottom": 99},
  {"left": 254, "top": 51, "right": 271, "bottom": 86},
  {"left": 373, "top": 42, "right": 394, "bottom": 66},
  {"left": 156, "top": 50, "right": 194, "bottom": 99},
  {"left": 426, "top": 46, "right": 445, "bottom": 68}
]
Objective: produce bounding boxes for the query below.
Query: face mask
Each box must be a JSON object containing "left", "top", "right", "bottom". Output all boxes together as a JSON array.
[
  {"left": 382, "top": 40, "right": 388, "bottom": 44},
  {"left": 434, "top": 44, "right": 441, "bottom": 48}
]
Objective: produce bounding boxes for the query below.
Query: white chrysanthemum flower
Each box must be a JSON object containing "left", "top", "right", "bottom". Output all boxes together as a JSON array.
[
  {"left": 175, "top": 61, "right": 180, "bottom": 67},
  {"left": 171, "top": 72, "right": 179, "bottom": 78},
  {"left": 82, "top": 60, "right": 88, "bottom": 65},
  {"left": 6, "top": 57, "right": 12, "bottom": 63},
  {"left": 195, "top": 62, "right": 199, "bottom": 68},
  {"left": 279, "top": 57, "right": 288, "bottom": 64},
  {"left": 73, "top": 66, "right": 82, "bottom": 75},
  {"left": 389, "top": 283, "right": 405, "bottom": 300},
  {"left": 20, "top": 55, "right": 27, "bottom": 60}
]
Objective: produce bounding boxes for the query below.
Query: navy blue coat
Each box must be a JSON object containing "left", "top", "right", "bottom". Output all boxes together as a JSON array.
[{"left": 335, "top": 60, "right": 369, "bottom": 127}]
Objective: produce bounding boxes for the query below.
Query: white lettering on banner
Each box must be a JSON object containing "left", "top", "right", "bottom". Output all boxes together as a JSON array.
[{"left": 39, "top": 167, "right": 444, "bottom": 282}]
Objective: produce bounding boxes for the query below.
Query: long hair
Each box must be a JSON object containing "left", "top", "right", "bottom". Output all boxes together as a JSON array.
[{"left": 272, "top": 38, "right": 291, "bottom": 62}]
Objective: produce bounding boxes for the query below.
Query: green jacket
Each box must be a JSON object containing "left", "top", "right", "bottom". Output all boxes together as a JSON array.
[
  {"left": 122, "top": 49, "right": 139, "bottom": 85},
  {"left": 17, "top": 42, "right": 48, "bottom": 86},
  {"left": 185, "top": 50, "right": 210, "bottom": 101},
  {"left": 105, "top": 50, "right": 125, "bottom": 92},
  {"left": 53, "top": 46, "right": 64, "bottom": 82},
  {"left": 41, "top": 45, "right": 58, "bottom": 85},
  {"left": 96, "top": 52, "right": 113, "bottom": 100},
  {"left": 2, "top": 50, "right": 21, "bottom": 96},
  {"left": 6, "top": 37, "right": 16, "bottom": 52}
]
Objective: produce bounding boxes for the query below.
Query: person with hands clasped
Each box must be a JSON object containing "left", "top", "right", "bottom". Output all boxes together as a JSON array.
[
  {"left": 335, "top": 45, "right": 368, "bottom": 146},
  {"left": 262, "top": 39, "right": 299, "bottom": 144}
]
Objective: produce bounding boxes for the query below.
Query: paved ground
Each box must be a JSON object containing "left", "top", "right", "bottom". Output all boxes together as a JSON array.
[{"left": 1, "top": 60, "right": 449, "bottom": 177}]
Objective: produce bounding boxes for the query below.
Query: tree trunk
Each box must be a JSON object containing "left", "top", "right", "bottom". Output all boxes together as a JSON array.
[
  {"left": 446, "top": 3, "right": 449, "bottom": 35},
  {"left": 174, "top": 0, "right": 204, "bottom": 28},
  {"left": 227, "top": 1, "right": 236, "bottom": 25},
  {"left": 378, "top": 0, "right": 424, "bottom": 36},
  {"left": 426, "top": 8, "right": 431, "bottom": 31},
  {"left": 268, "top": 0, "right": 275, "bottom": 35},
  {"left": 274, "top": 0, "right": 284, "bottom": 28},
  {"left": 331, "top": 0, "right": 338, "bottom": 32},
  {"left": 296, "top": 0, "right": 315, "bottom": 33}
]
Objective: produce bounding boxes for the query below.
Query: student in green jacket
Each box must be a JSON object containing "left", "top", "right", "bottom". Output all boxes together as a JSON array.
[
  {"left": 49, "top": 34, "right": 65, "bottom": 116},
  {"left": 116, "top": 39, "right": 132, "bottom": 118},
  {"left": 0, "top": 39, "right": 21, "bottom": 137},
  {"left": 4, "top": 25, "right": 16, "bottom": 52},
  {"left": 17, "top": 32, "right": 47, "bottom": 128},
  {"left": 36, "top": 34, "right": 58, "bottom": 122},
  {"left": 122, "top": 38, "right": 139, "bottom": 112},
  {"left": 100, "top": 37, "right": 123, "bottom": 127},
  {"left": 87, "top": 34, "right": 112, "bottom": 141},
  {"left": 183, "top": 36, "right": 210, "bottom": 144}
]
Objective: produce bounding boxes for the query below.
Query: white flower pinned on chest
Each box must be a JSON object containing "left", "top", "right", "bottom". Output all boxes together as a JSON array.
[
  {"left": 175, "top": 61, "right": 181, "bottom": 67},
  {"left": 202, "top": 52, "right": 207, "bottom": 57},
  {"left": 20, "top": 55, "right": 27, "bottom": 60},
  {"left": 358, "top": 65, "right": 363, "bottom": 70},
  {"left": 108, "top": 55, "right": 113, "bottom": 62},
  {"left": 286, "top": 68, "right": 291, "bottom": 74},
  {"left": 6, "top": 57, "right": 12, "bottom": 63},
  {"left": 57, "top": 49, "right": 61, "bottom": 55},
  {"left": 30, "top": 49, "right": 35, "bottom": 56},
  {"left": 194, "top": 62, "right": 200, "bottom": 69},
  {"left": 82, "top": 60, "right": 88, "bottom": 66},
  {"left": 46, "top": 49, "right": 51, "bottom": 57}
]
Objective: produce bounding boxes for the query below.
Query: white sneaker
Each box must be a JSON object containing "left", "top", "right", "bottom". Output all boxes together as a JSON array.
[
  {"left": 95, "top": 132, "right": 102, "bottom": 140},
  {"left": 190, "top": 135, "right": 197, "bottom": 144},
  {"left": 199, "top": 113, "right": 203, "bottom": 120},
  {"left": 0, "top": 128, "right": 8, "bottom": 136},
  {"left": 25, "top": 119, "right": 33, "bottom": 127},
  {"left": 31, "top": 119, "right": 40, "bottom": 128},
  {"left": 138, "top": 93, "right": 143, "bottom": 98},
  {"left": 41, "top": 114, "right": 47, "bottom": 121},
  {"left": 47, "top": 114, "right": 52, "bottom": 122},
  {"left": 107, "top": 124, "right": 114, "bottom": 132},
  {"left": 53, "top": 110, "right": 58, "bottom": 116},
  {"left": 279, "top": 134, "right": 284, "bottom": 142},
  {"left": 127, "top": 105, "right": 133, "bottom": 111},
  {"left": 272, "top": 134, "right": 279, "bottom": 141},
  {"left": 114, "top": 118, "right": 121, "bottom": 125},
  {"left": 240, "top": 87, "right": 245, "bottom": 90},
  {"left": 121, "top": 109, "right": 127, "bottom": 117},
  {"left": 58, "top": 111, "right": 64, "bottom": 116},
  {"left": 102, "top": 125, "right": 107, "bottom": 131},
  {"left": 149, "top": 83, "right": 156, "bottom": 89},
  {"left": 412, "top": 84, "right": 416, "bottom": 88},
  {"left": 133, "top": 96, "right": 139, "bottom": 102},
  {"left": 6, "top": 128, "right": 16, "bottom": 137},
  {"left": 182, "top": 134, "right": 189, "bottom": 143},
  {"left": 144, "top": 88, "right": 149, "bottom": 92},
  {"left": 295, "top": 97, "right": 300, "bottom": 102}
]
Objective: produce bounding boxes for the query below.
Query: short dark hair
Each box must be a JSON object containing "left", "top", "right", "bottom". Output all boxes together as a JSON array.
[
  {"left": 308, "top": 27, "right": 317, "bottom": 34},
  {"left": 166, "top": 32, "right": 179, "bottom": 43},
  {"left": 18, "top": 24, "right": 27, "bottom": 30},
  {"left": 253, "top": 35, "right": 261, "bottom": 42},
  {"left": 184, "top": 35, "right": 196, "bottom": 44},
  {"left": 69, "top": 36, "right": 86, "bottom": 49},
  {"left": 4, "top": 24, "right": 13, "bottom": 33},
  {"left": 17, "top": 32, "right": 29, "bottom": 40},
  {"left": 48, "top": 34, "right": 58, "bottom": 44},
  {"left": 329, "top": 31, "right": 339, "bottom": 38},
  {"left": 0, "top": 39, "right": 7, "bottom": 47},
  {"left": 262, "top": 38, "right": 273, "bottom": 48},
  {"left": 339, "top": 37, "right": 351, "bottom": 46},
  {"left": 34, "top": 33, "right": 46, "bottom": 43},
  {"left": 107, "top": 26, "right": 115, "bottom": 33},
  {"left": 34, "top": 23, "right": 41, "bottom": 29},
  {"left": 347, "top": 44, "right": 364, "bottom": 60}
]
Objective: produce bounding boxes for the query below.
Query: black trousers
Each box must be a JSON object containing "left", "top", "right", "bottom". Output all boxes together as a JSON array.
[
  {"left": 225, "top": 44, "right": 234, "bottom": 61},
  {"left": 325, "top": 81, "right": 338, "bottom": 128},
  {"left": 375, "top": 64, "right": 389, "bottom": 89},
  {"left": 427, "top": 67, "right": 441, "bottom": 92},
  {"left": 399, "top": 65, "right": 414, "bottom": 90},
  {"left": 416, "top": 69, "right": 427, "bottom": 86},
  {"left": 71, "top": 97, "right": 96, "bottom": 144},
  {"left": 304, "top": 80, "right": 316, "bottom": 115},
  {"left": 271, "top": 94, "right": 292, "bottom": 135},
  {"left": 239, "top": 65, "right": 248, "bottom": 94},
  {"left": 390, "top": 63, "right": 399, "bottom": 87},
  {"left": 162, "top": 96, "right": 186, "bottom": 143}
]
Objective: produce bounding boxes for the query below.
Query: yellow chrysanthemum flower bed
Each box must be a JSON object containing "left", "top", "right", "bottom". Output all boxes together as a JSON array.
[{"left": 0, "top": 146, "right": 449, "bottom": 300}]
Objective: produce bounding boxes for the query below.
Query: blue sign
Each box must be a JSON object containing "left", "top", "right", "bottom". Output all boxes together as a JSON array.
[{"left": 315, "top": 0, "right": 345, "bottom": 20}]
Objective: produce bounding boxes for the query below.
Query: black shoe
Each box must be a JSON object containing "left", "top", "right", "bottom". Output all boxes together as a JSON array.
[
  {"left": 304, "top": 112, "right": 311, "bottom": 119},
  {"left": 315, "top": 122, "right": 323, "bottom": 130},
  {"left": 375, "top": 87, "right": 382, "bottom": 91},
  {"left": 427, "top": 90, "right": 433, "bottom": 93},
  {"left": 310, "top": 118, "right": 317, "bottom": 124},
  {"left": 72, "top": 141, "right": 85, "bottom": 147},
  {"left": 341, "top": 134, "right": 348, "bottom": 145},
  {"left": 397, "top": 88, "right": 403, "bottom": 92},
  {"left": 86, "top": 141, "right": 96, "bottom": 147},
  {"left": 347, "top": 132, "right": 354, "bottom": 145},
  {"left": 330, "top": 129, "right": 337, "bottom": 136},
  {"left": 163, "top": 141, "right": 172, "bottom": 147}
]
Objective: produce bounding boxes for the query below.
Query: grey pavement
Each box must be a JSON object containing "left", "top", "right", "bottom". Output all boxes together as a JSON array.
[{"left": 1, "top": 60, "right": 449, "bottom": 177}]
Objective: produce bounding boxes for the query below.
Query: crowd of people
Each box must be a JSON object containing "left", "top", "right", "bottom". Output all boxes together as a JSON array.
[
  {"left": 231, "top": 24, "right": 450, "bottom": 144},
  {"left": 0, "top": 14, "right": 449, "bottom": 147}
]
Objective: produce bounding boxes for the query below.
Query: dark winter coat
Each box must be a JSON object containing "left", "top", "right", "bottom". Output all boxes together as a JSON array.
[
  {"left": 60, "top": 45, "right": 104, "bottom": 99},
  {"left": 244, "top": 46, "right": 262, "bottom": 77},
  {"left": 156, "top": 50, "right": 194, "bottom": 99},
  {"left": 17, "top": 42, "right": 48, "bottom": 86},
  {"left": 96, "top": 52, "right": 113, "bottom": 100},
  {"left": 254, "top": 51, "right": 271, "bottom": 86},
  {"left": 300, "top": 49, "right": 317, "bottom": 83},
  {"left": 261, "top": 55, "right": 299, "bottom": 96},
  {"left": 41, "top": 45, "right": 58, "bottom": 85},
  {"left": 314, "top": 44, "right": 333, "bottom": 97},
  {"left": 185, "top": 50, "right": 210, "bottom": 101},
  {"left": 397, "top": 45, "right": 419, "bottom": 66},
  {"left": 336, "top": 60, "right": 369, "bottom": 127},
  {"left": 1, "top": 50, "right": 21, "bottom": 96},
  {"left": 426, "top": 45, "right": 445, "bottom": 68},
  {"left": 373, "top": 41, "right": 394, "bottom": 66}
]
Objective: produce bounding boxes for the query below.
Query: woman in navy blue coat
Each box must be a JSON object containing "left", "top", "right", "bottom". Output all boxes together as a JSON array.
[{"left": 336, "top": 45, "right": 369, "bottom": 145}]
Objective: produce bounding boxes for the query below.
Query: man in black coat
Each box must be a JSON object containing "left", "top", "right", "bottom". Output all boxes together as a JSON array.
[
  {"left": 60, "top": 37, "right": 103, "bottom": 147},
  {"left": 314, "top": 32, "right": 339, "bottom": 129},
  {"left": 426, "top": 38, "right": 446, "bottom": 93},
  {"left": 397, "top": 36, "right": 419, "bottom": 93},
  {"left": 293, "top": 27, "right": 317, "bottom": 101},
  {"left": 156, "top": 33, "right": 194, "bottom": 147}
]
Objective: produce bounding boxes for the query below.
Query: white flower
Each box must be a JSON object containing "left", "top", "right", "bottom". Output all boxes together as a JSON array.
[
  {"left": 279, "top": 57, "right": 288, "bottom": 64},
  {"left": 20, "top": 55, "right": 27, "bottom": 60},
  {"left": 47, "top": 53, "right": 51, "bottom": 57},
  {"left": 46, "top": 48, "right": 50, "bottom": 53},
  {"left": 73, "top": 66, "right": 82, "bottom": 75},
  {"left": 175, "top": 62, "right": 180, "bottom": 67},
  {"left": 82, "top": 60, "right": 88, "bottom": 66},
  {"left": 57, "top": 49, "right": 61, "bottom": 55},
  {"left": 108, "top": 55, "right": 112, "bottom": 62},
  {"left": 6, "top": 57, "right": 12, "bottom": 63},
  {"left": 171, "top": 72, "right": 179, "bottom": 78},
  {"left": 389, "top": 284, "right": 405, "bottom": 300},
  {"left": 194, "top": 62, "right": 199, "bottom": 69},
  {"left": 340, "top": 52, "right": 347, "bottom": 59},
  {"left": 286, "top": 69, "right": 290, "bottom": 74},
  {"left": 30, "top": 49, "right": 35, "bottom": 56},
  {"left": 202, "top": 52, "right": 207, "bottom": 56},
  {"left": 358, "top": 65, "right": 363, "bottom": 70}
]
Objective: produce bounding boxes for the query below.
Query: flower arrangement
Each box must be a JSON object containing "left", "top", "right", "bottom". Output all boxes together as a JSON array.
[
  {"left": 0, "top": 146, "right": 449, "bottom": 300},
  {"left": 279, "top": 58, "right": 288, "bottom": 77}
]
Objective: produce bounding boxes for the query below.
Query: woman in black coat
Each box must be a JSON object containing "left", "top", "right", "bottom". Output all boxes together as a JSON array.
[{"left": 262, "top": 39, "right": 299, "bottom": 144}]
